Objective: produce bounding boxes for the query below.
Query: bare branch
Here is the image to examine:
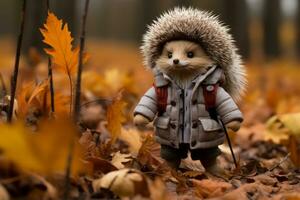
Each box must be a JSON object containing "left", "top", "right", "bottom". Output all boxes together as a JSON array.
[
  {"left": 73, "top": 0, "right": 90, "bottom": 122},
  {"left": 7, "top": 0, "right": 27, "bottom": 123}
]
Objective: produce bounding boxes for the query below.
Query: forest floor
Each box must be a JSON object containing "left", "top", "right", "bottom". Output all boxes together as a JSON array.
[{"left": 0, "top": 36, "right": 300, "bottom": 200}]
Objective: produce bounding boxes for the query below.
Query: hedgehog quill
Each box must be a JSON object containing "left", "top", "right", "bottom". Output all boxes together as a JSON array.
[{"left": 133, "top": 7, "right": 247, "bottom": 176}]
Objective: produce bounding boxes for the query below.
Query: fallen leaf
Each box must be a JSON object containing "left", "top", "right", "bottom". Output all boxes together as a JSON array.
[
  {"left": 119, "top": 128, "right": 142, "bottom": 156},
  {"left": 110, "top": 151, "right": 131, "bottom": 169},
  {"left": 192, "top": 179, "right": 232, "bottom": 199},
  {"left": 265, "top": 113, "right": 300, "bottom": 143},
  {"left": 92, "top": 168, "right": 149, "bottom": 198},
  {"left": 106, "top": 92, "right": 126, "bottom": 144},
  {"left": 87, "top": 157, "right": 117, "bottom": 174},
  {"left": 137, "top": 133, "right": 164, "bottom": 169}
]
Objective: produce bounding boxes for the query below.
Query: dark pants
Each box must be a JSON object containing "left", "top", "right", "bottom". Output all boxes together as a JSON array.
[{"left": 160, "top": 143, "right": 221, "bottom": 168}]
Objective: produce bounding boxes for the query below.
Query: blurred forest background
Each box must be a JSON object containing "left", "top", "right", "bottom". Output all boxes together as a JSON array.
[{"left": 1, "top": 0, "right": 300, "bottom": 61}]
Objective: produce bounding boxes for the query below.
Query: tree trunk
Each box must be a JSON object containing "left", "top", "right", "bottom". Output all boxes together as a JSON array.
[
  {"left": 136, "top": 0, "right": 161, "bottom": 41},
  {"left": 52, "top": 0, "right": 77, "bottom": 36},
  {"left": 23, "top": 0, "right": 45, "bottom": 53},
  {"left": 222, "top": 0, "right": 250, "bottom": 59},
  {"left": 263, "top": 0, "right": 281, "bottom": 59}
]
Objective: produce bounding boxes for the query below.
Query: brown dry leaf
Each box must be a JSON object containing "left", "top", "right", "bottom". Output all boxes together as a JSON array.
[
  {"left": 148, "top": 178, "right": 169, "bottom": 200},
  {"left": 92, "top": 168, "right": 149, "bottom": 198},
  {"left": 0, "top": 120, "right": 86, "bottom": 175},
  {"left": 79, "top": 130, "right": 98, "bottom": 157},
  {"left": 30, "top": 173, "right": 57, "bottom": 199},
  {"left": 106, "top": 92, "right": 126, "bottom": 144},
  {"left": 192, "top": 179, "right": 232, "bottom": 199},
  {"left": 111, "top": 151, "right": 131, "bottom": 169},
  {"left": 180, "top": 154, "right": 204, "bottom": 172},
  {"left": 40, "top": 12, "right": 88, "bottom": 76},
  {"left": 137, "top": 133, "right": 164, "bottom": 169},
  {"left": 119, "top": 128, "right": 142, "bottom": 156},
  {"left": 86, "top": 156, "right": 118, "bottom": 174}
]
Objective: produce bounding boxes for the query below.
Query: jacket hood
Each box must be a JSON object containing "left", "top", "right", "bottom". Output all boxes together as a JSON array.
[{"left": 141, "top": 7, "right": 247, "bottom": 101}]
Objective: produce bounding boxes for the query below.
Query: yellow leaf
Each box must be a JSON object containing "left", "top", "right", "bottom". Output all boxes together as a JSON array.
[
  {"left": 0, "top": 120, "right": 87, "bottom": 175},
  {"left": 265, "top": 113, "right": 300, "bottom": 143},
  {"left": 40, "top": 12, "right": 88, "bottom": 76},
  {"left": 106, "top": 92, "right": 126, "bottom": 144}
]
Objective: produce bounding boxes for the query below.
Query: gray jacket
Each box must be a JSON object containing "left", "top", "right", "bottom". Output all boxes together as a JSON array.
[{"left": 134, "top": 66, "right": 243, "bottom": 149}]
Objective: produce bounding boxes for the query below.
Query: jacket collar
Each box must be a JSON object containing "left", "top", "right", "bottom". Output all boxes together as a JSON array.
[{"left": 153, "top": 65, "right": 220, "bottom": 87}]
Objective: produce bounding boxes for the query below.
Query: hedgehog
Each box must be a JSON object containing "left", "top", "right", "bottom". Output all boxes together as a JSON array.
[{"left": 133, "top": 7, "right": 247, "bottom": 175}]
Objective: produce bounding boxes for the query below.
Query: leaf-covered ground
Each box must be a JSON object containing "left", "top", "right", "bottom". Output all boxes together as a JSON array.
[{"left": 1, "top": 12, "right": 300, "bottom": 200}]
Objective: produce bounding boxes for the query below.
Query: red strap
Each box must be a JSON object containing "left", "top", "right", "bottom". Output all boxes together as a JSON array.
[
  {"left": 153, "top": 83, "right": 168, "bottom": 116},
  {"left": 202, "top": 84, "right": 219, "bottom": 111}
]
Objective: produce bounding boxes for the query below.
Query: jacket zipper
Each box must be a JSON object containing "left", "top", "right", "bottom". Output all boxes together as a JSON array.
[{"left": 181, "top": 88, "right": 185, "bottom": 142}]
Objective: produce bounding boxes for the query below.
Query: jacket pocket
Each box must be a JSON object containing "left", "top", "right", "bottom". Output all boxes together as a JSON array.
[
  {"left": 154, "top": 116, "right": 171, "bottom": 140},
  {"left": 197, "top": 118, "right": 224, "bottom": 142},
  {"left": 198, "top": 118, "right": 222, "bottom": 132}
]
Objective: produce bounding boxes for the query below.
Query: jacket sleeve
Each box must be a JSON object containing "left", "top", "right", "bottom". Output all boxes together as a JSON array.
[
  {"left": 215, "top": 87, "right": 243, "bottom": 124},
  {"left": 133, "top": 87, "right": 157, "bottom": 121}
]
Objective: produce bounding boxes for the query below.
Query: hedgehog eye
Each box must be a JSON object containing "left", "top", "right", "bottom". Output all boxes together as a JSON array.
[
  {"left": 167, "top": 52, "right": 172, "bottom": 59},
  {"left": 187, "top": 51, "right": 194, "bottom": 58}
]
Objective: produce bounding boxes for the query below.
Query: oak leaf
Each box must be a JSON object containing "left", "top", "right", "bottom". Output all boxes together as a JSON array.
[
  {"left": 40, "top": 12, "right": 88, "bottom": 76},
  {"left": 265, "top": 113, "right": 300, "bottom": 143},
  {"left": 111, "top": 151, "right": 131, "bottom": 169}
]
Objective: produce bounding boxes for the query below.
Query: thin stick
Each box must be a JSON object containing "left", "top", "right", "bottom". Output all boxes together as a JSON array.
[
  {"left": 46, "top": 0, "right": 55, "bottom": 114},
  {"left": 7, "top": 0, "right": 27, "bottom": 123},
  {"left": 46, "top": 0, "right": 50, "bottom": 9},
  {"left": 220, "top": 120, "right": 238, "bottom": 168},
  {"left": 73, "top": 0, "right": 90, "bottom": 121},
  {"left": 48, "top": 58, "right": 55, "bottom": 114},
  {"left": 269, "top": 152, "right": 291, "bottom": 171},
  {"left": 0, "top": 73, "right": 7, "bottom": 115},
  {"left": 67, "top": 72, "right": 73, "bottom": 116}
]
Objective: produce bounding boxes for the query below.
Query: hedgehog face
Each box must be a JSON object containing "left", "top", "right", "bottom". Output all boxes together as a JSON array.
[{"left": 156, "top": 40, "right": 215, "bottom": 76}]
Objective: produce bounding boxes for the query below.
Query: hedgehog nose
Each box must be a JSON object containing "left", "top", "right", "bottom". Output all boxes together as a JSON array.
[{"left": 173, "top": 59, "right": 179, "bottom": 64}]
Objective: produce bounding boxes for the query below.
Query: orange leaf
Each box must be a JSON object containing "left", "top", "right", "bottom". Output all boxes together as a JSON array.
[
  {"left": 106, "top": 92, "right": 126, "bottom": 144},
  {"left": 17, "top": 80, "right": 49, "bottom": 118},
  {"left": 40, "top": 12, "right": 88, "bottom": 76}
]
